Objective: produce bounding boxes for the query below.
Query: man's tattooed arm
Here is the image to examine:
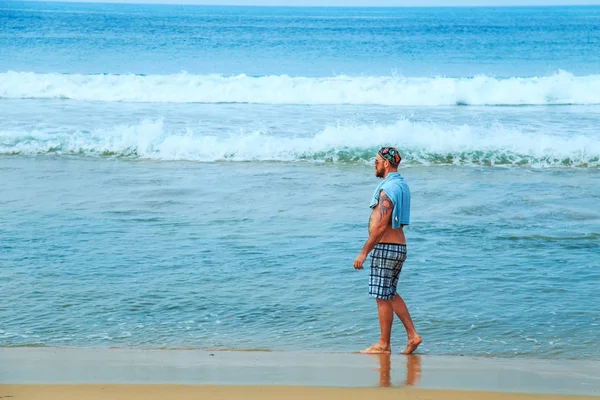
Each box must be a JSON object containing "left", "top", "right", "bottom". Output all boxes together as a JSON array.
[{"left": 377, "top": 192, "right": 393, "bottom": 225}]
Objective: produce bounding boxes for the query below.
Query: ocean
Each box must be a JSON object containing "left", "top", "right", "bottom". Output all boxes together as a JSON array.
[{"left": 0, "top": 2, "right": 598, "bottom": 360}]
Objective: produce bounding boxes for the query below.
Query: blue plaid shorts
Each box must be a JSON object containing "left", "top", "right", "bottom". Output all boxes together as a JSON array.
[{"left": 369, "top": 243, "right": 407, "bottom": 300}]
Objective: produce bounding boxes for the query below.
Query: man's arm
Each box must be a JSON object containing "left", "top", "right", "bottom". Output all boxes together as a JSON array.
[{"left": 354, "top": 190, "right": 393, "bottom": 269}]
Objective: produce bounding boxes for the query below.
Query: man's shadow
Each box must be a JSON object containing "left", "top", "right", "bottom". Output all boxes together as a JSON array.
[{"left": 373, "top": 353, "right": 422, "bottom": 388}]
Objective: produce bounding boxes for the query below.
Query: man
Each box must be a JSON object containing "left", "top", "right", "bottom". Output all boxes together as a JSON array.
[{"left": 354, "top": 146, "right": 422, "bottom": 355}]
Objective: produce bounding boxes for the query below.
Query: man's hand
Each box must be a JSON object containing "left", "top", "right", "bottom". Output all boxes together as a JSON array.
[{"left": 354, "top": 253, "right": 368, "bottom": 269}]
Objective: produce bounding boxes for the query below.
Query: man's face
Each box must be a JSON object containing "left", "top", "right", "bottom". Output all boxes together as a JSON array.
[{"left": 375, "top": 154, "right": 386, "bottom": 178}]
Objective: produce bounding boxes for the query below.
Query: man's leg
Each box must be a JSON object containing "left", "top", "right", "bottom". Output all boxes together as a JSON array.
[
  {"left": 391, "top": 293, "right": 422, "bottom": 354},
  {"left": 360, "top": 298, "right": 393, "bottom": 354}
]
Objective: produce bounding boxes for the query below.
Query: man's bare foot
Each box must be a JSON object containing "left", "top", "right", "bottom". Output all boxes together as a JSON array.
[
  {"left": 360, "top": 344, "right": 391, "bottom": 354},
  {"left": 402, "top": 336, "right": 422, "bottom": 354}
]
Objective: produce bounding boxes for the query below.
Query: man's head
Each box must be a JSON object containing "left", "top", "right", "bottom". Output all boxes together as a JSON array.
[{"left": 375, "top": 146, "right": 401, "bottom": 178}]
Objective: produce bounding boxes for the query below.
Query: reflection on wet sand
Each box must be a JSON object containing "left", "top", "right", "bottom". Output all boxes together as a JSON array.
[
  {"left": 405, "top": 354, "right": 422, "bottom": 386},
  {"left": 373, "top": 354, "right": 422, "bottom": 388}
]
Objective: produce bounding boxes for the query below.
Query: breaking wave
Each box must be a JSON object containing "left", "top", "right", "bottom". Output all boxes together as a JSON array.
[
  {"left": 2, "top": 70, "right": 600, "bottom": 106},
  {"left": 1, "top": 119, "right": 598, "bottom": 168}
]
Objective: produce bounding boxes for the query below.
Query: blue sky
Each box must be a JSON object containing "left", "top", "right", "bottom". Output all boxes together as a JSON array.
[{"left": 31, "top": 0, "right": 600, "bottom": 5}]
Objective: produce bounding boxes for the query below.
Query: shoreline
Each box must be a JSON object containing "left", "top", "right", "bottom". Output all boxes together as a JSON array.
[{"left": 1, "top": 348, "right": 598, "bottom": 397}]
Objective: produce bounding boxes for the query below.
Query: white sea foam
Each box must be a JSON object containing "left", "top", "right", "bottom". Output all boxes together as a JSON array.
[
  {"left": 2, "top": 70, "right": 600, "bottom": 106},
  {"left": 1, "top": 119, "right": 598, "bottom": 167}
]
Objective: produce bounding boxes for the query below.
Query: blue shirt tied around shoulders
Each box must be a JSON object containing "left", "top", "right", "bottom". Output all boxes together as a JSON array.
[{"left": 369, "top": 172, "right": 410, "bottom": 228}]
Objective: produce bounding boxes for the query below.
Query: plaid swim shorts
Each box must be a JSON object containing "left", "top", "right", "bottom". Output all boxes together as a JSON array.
[{"left": 369, "top": 243, "right": 407, "bottom": 300}]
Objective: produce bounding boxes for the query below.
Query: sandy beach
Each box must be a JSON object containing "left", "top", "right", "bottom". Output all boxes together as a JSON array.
[
  {"left": 1, "top": 385, "right": 598, "bottom": 400},
  {"left": 1, "top": 348, "right": 598, "bottom": 399}
]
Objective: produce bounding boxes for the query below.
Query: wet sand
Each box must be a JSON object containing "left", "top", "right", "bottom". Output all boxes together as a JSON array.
[{"left": 0, "top": 348, "right": 598, "bottom": 399}]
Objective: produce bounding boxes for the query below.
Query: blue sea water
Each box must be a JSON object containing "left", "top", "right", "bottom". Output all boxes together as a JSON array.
[{"left": 0, "top": 2, "right": 599, "bottom": 360}]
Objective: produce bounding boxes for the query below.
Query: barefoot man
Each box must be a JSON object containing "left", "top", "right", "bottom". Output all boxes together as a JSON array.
[{"left": 353, "top": 147, "right": 422, "bottom": 355}]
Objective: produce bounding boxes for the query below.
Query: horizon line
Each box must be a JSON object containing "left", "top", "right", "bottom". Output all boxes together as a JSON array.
[{"left": 15, "top": 0, "right": 600, "bottom": 8}]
